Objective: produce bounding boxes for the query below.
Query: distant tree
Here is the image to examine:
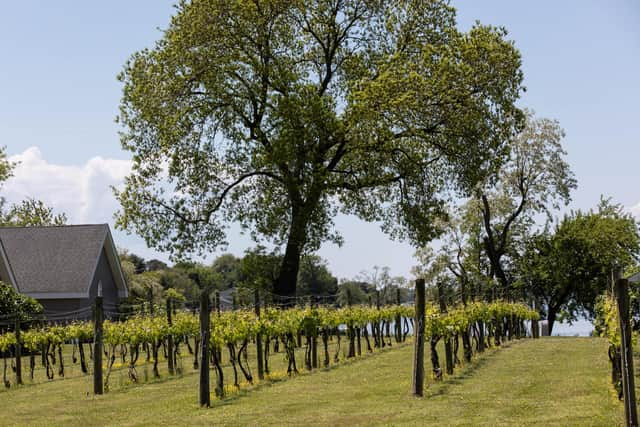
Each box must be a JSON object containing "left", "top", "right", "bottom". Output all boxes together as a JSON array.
[
  {"left": 0, "top": 198, "right": 67, "bottom": 227},
  {"left": 477, "top": 112, "right": 576, "bottom": 297},
  {"left": 239, "top": 246, "right": 282, "bottom": 305},
  {"left": 115, "top": 0, "right": 525, "bottom": 302},
  {"left": 297, "top": 255, "right": 338, "bottom": 300},
  {"left": 120, "top": 251, "right": 146, "bottom": 275},
  {"left": 519, "top": 199, "right": 640, "bottom": 334},
  {"left": 0, "top": 147, "right": 12, "bottom": 185},
  {"left": 145, "top": 259, "right": 168, "bottom": 271},
  {"left": 337, "top": 281, "right": 370, "bottom": 307},
  {"left": 119, "top": 256, "right": 164, "bottom": 310},
  {"left": 160, "top": 269, "right": 199, "bottom": 309},
  {"left": 211, "top": 254, "right": 244, "bottom": 289},
  {"left": 357, "top": 266, "right": 409, "bottom": 305}
]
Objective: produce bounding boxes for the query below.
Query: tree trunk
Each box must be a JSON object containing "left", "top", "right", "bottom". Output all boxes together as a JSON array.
[
  {"left": 462, "top": 328, "right": 472, "bottom": 363},
  {"left": 274, "top": 206, "right": 309, "bottom": 304},
  {"left": 445, "top": 337, "right": 454, "bottom": 375},
  {"left": 547, "top": 307, "right": 558, "bottom": 336},
  {"left": 430, "top": 337, "right": 442, "bottom": 381}
]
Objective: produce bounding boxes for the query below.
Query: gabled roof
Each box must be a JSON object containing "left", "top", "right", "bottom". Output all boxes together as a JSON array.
[
  {"left": 0, "top": 224, "right": 128, "bottom": 299},
  {"left": 629, "top": 272, "right": 640, "bottom": 284}
]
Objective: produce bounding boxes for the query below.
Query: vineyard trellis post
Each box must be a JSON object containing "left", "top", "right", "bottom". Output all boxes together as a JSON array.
[
  {"left": 255, "top": 287, "right": 264, "bottom": 380},
  {"left": 147, "top": 286, "right": 154, "bottom": 315},
  {"left": 412, "top": 278, "right": 426, "bottom": 397},
  {"left": 395, "top": 288, "right": 402, "bottom": 343},
  {"left": 531, "top": 300, "right": 540, "bottom": 339},
  {"left": 166, "top": 296, "right": 175, "bottom": 375},
  {"left": 614, "top": 275, "right": 638, "bottom": 427},
  {"left": 93, "top": 294, "right": 104, "bottom": 395},
  {"left": 14, "top": 318, "right": 22, "bottom": 385},
  {"left": 199, "top": 289, "right": 211, "bottom": 407}
]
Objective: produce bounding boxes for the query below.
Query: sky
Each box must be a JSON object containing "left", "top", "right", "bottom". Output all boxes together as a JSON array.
[{"left": 0, "top": 1, "right": 639, "bottom": 283}]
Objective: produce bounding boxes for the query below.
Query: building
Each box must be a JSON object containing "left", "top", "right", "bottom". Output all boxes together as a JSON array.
[{"left": 0, "top": 224, "right": 128, "bottom": 320}]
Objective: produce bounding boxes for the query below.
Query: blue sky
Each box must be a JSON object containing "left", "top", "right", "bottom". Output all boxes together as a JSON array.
[{"left": 0, "top": 1, "right": 638, "bottom": 281}]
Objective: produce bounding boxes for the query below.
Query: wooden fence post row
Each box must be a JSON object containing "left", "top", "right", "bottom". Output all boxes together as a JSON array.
[{"left": 615, "top": 277, "right": 638, "bottom": 427}]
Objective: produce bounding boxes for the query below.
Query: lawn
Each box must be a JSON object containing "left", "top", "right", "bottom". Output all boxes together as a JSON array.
[{"left": 0, "top": 337, "right": 624, "bottom": 426}]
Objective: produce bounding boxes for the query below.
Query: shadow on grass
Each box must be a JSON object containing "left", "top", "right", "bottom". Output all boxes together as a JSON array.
[
  {"left": 424, "top": 339, "right": 527, "bottom": 398},
  {"left": 211, "top": 341, "right": 413, "bottom": 408}
]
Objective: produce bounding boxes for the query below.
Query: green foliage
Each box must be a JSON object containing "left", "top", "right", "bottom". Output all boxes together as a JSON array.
[
  {"left": 519, "top": 198, "right": 640, "bottom": 330},
  {"left": 594, "top": 295, "right": 620, "bottom": 347},
  {"left": 297, "top": 255, "right": 338, "bottom": 298},
  {"left": 336, "top": 281, "right": 371, "bottom": 306},
  {"left": 476, "top": 111, "right": 576, "bottom": 295},
  {"left": 211, "top": 253, "right": 244, "bottom": 289},
  {"left": 239, "top": 246, "right": 281, "bottom": 291},
  {"left": 0, "top": 282, "right": 43, "bottom": 322},
  {"left": 0, "top": 300, "right": 536, "bottom": 356},
  {"left": 0, "top": 146, "right": 14, "bottom": 190},
  {"left": 114, "top": 0, "right": 525, "bottom": 300},
  {"left": 0, "top": 198, "right": 67, "bottom": 227}
]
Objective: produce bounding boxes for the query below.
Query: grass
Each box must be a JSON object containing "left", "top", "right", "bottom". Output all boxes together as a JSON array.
[{"left": 0, "top": 336, "right": 625, "bottom": 426}]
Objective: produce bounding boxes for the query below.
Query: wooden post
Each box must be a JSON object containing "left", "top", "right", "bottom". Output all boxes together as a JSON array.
[
  {"left": 395, "top": 288, "right": 402, "bottom": 342},
  {"left": 14, "top": 319, "right": 22, "bottom": 385},
  {"left": 255, "top": 288, "right": 264, "bottom": 380},
  {"left": 436, "top": 280, "right": 454, "bottom": 375},
  {"left": 615, "top": 277, "right": 638, "bottom": 427},
  {"left": 412, "top": 279, "right": 426, "bottom": 396},
  {"left": 166, "top": 297, "right": 175, "bottom": 375},
  {"left": 147, "top": 286, "right": 154, "bottom": 315},
  {"left": 346, "top": 289, "right": 355, "bottom": 357},
  {"left": 93, "top": 295, "right": 104, "bottom": 395},
  {"left": 199, "top": 290, "right": 211, "bottom": 407}
]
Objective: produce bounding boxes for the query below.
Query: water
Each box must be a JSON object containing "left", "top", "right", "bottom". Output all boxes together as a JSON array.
[{"left": 550, "top": 318, "right": 594, "bottom": 337}]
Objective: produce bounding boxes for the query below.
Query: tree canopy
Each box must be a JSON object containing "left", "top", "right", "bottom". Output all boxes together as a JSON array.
[
  {"left": 0, "top": 282, "right": 43, "bottom": 321},
  {"left": 518, "top": 199, "right": 640, "bottom": 334},
  {"left": 115, "top": 0, "right": 525, "bottom": 300},
  {"left": 0, "top": 199, "right": 67, "bottom": 227},
  {"left": 475, "top": 111, "right": 576, "bottom": 297}
]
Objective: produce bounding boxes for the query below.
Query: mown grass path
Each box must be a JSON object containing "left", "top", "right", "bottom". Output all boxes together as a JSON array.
[{"left": 1, "top": 338, "right": 623, "bottom": 426}]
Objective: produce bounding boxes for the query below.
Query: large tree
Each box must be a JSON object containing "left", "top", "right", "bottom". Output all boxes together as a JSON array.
[
  {"left": 115, "top": 0, "right": 524, "bottom": 300},
  {"left": 477, "top": 111, "right": 576, "bottom": 296},
  {"left": 519, "top": 199, "right": 640, "bottom": 334}
]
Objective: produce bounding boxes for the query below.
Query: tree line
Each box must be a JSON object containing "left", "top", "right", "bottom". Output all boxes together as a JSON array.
[{"left": 118, "top": 249, "right": 412, "bottom": 312}]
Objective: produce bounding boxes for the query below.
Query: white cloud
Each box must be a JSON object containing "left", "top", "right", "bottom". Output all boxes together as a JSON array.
[
  {"left": 0, "top": 147, "right": 416, "bottom": 277},
  {"left": 3, "top": 146, "right": 132, "bottom": 224}
]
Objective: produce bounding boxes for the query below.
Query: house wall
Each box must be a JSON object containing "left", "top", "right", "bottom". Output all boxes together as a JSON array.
[
  {"left": 40, "top": 298, "right": 92, "bottom": 322},
  {"left": 88, "top": 248, "right": 120, "bottom": 314}
]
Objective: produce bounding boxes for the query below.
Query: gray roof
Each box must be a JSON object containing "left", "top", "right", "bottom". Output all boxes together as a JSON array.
[
  {"left": 629, "top": 272, "right": 640, "bottom": 284},
  {"left": 0, "top": 224, "right": 127, "bottom": 298}
]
